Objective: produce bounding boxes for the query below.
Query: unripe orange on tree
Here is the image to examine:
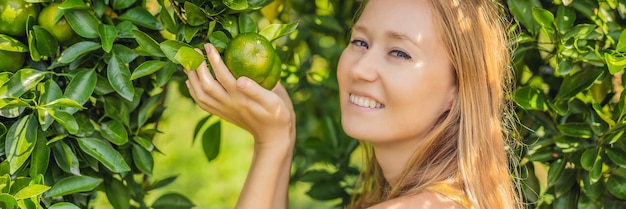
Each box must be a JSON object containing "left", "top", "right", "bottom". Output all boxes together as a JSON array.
[
  {"left": 224, "top": 33, "right": 282, "bottom": 90},
  {"left": 38, "top": 3, "right": 75, "bottom": 44},
  {"left": 0, "top": 49, "right": 25, "bottom": 72},
  {"left": 0, "top": 0, "right": 38, "bottom": 37}
]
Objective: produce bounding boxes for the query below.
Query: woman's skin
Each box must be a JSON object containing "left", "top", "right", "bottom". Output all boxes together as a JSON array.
[{"left": 184, "top": 0, "right": 461, "bottom": 208}]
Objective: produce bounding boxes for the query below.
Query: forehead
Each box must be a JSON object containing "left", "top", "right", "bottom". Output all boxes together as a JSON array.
[{"left": 355, "top": 0, "right": 439, "bottom": 43}]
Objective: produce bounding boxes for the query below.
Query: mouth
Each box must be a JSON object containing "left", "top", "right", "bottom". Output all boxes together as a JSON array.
[{"left": 349, "top": 93, "right": 385, "bottom": 109}]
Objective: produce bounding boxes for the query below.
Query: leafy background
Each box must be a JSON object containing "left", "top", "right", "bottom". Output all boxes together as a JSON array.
[{"left": 0, "top": 0, "right": 625, "bottom": 208}]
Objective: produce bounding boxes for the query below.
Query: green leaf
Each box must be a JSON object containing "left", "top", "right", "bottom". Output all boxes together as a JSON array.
[
  {"left": 238, "top": 13, "right": 257, "bottom": 34},
  {"left": 27, "top": 29, "right": 41, "bottom": 62},
  {"left": 151, "top": 193, "right": 195, "bottom": 209},
  {"left": 48, "top": 202, "right": 81, "bottom": 209},
  {"left": 557, "top": 123, "right": 592, "bottom": 138},
  {"left": 14, "top": 184, "right": 50, "bottom": 200},
  {"left": 33, "top": 26, "right": 58, "bottom": 58},
  {"left": 77, "top": 138, "right": 130, "bottom": 173},
  {"left": 184, "top": 2, "right": 207, "bottom": 26},
  {"left": 607, "top": 148, "right": 626, "bottom": 168},
  {"left": 43, "top": 98, "right": 83, "bottom": 109},
  {"left": 220, "top": 15, "right": 238, "bottom": 37},
  {"left": 51, "top": 141, "right": 80, "bottom": 175},
  {"left": 44, "top": 175, "right": 103, "bottom": 197},
  {"left": 590, "top": 154, "right": 603, "bottom": 183},
  {"left": 112, "top": 44, "right": 138, "bottom": 63},
  {"left": 104, "top": 178, "right": 131, "bottom": 209},
  {"left": 556, "top": 68, "right": 603, "bottom": 101},
  {"left": 38, "top": 80, "right": 62, "bottom": 130},
  {"left": 156, "top": 62, "right": 177, "bottom": 87},
  {"left": 562, "top": 24, "right": 597, "bottom": 41},
  {"left": 556, "top": 5, "right": 576, "bottom": 34},
  {"left": 607, "top": 176, "right": 626, "bottom": 199},
  {"left": 223, "top": 0, "right": 248, "bottom": 10},
  {"left": 104, "top": 96, "right": 130, "bottom": 126},
  {"left": 507, "top": 0, "right": 541, "bottom": 35},
  {"left": 582, "top": 172, "right": 602, "bottom": 201},
  {"left": 116, "top": 21, "right": 139, "bottom": 39},
  {"left": 259, "top": 22, "right": 299, "bottom": 42},
  {"left": 130, "top": 60, "right": 168, "bottom": 80},
  {"left": 548, "top": 158, "right": 566, "bottom": 186},
  {"left": 112, "top": 0, "right": 136, "bottom": 10},
  {"left": 0, "top": 68, "right": 46, "bottom": 100},
  {"left": 132, "top": 143, "right": 153, "bottom": 175},
  {"left": 0, "top": 193, "right": 18, "bottom": 209},
  {"left": 616, "top": 30, "right": 626, "bottom": 53},
  {"left": 202, "top": 121, "right": 221, "bottom": 161},
  {"left": 532, "top": 7, "right": 555, "bottom": 30},
  {"left": 605, "top": 53, "right": 626, "bottom": 75},
  {"left": 148, "top": 176, "right": 178, "bottom": 191},
  {"left": 100, "top": 120, "right": 129, "bottom": 145},
  {"left": 0, "top": 34, "right": 28, "bottom": 52},
  {"left": 119, "top": 7, "right": 163, "bottom": 30},
  {"left": 137, "top": 93, "right": 162, "bottom": 128},
  {"left": 193, "top": 115, "right": 212, "bottom": 145},
  {"left": 132, "top": 30, "right": 165, "bottom": 57},
  {"left": 58, "top": 0, "right": 89, "bottom": 9},
  {"left": 98, "top": 24, "right": 117, "bottom": 53},
  {"left": 5, "top": 114, "right": 38, "bottom": 175},
  {"left": 514, "top": 86, "right": 549, "bottom": 111},
  {"left": 183, "top": 24, "right": 202, "bottom": 43},
  {"left": 208, "top": 31, "right": 229, "bottom": 52},
  {"left": 159, "top": 6, "right": 176, "bottom": 34},
  {"left": 63, "top": 68, "right": 96, "bottom": 114},
  {"left": 175, "top": 46, "right": 206, "bottom": 70},
  {"left": 159, "top": 40, "right": 191, "bottom": 64},
  {"left": 57, "top": 41, "right": 100, "bottom": 64},
  {"left": 29, "top": 133, "right": 50, "bottom": 177},
  {"left": 581, "top": 148, "right": 599, "bottom": 170},
  {"left": 108, "top": 54, "right": 135, "bottom": 101},
  {"left": 47, "top": 109, "right": 79, "bottom": 134},
  {"left": 64, "top": 9, "right": 100, "bottom": 39}
]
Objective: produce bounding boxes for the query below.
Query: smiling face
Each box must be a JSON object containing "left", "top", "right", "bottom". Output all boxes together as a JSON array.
[{"left": 338, "top": 0, "right": 457, "bottom": 145}]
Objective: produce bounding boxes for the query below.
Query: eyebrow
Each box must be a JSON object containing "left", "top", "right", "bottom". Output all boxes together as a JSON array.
[{"left": 352, "top": 25, "right": 421, "bottom": 49}]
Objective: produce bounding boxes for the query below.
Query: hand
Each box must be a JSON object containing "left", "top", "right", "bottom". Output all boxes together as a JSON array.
[{"left": 184, "top": 43, "right": 295, "bottom": 146}]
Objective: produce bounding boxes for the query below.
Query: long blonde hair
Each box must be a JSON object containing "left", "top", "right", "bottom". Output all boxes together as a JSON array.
[{"left": 350, "top": 0, "right": 521, "bottom": 208}]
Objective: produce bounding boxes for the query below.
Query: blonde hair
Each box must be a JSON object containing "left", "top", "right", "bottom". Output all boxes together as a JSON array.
[{"left": 350, "top": 0, "right": 521, "bottom": 208}]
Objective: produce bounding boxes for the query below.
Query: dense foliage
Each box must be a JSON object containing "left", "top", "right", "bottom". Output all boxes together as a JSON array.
[{"left": 0, "top": 0, "right": 625, "bottom": 208}]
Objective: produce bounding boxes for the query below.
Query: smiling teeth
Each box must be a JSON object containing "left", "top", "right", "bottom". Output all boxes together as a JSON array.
[{"left": 349, "top": 94, "right": 384, "bottom": 109}]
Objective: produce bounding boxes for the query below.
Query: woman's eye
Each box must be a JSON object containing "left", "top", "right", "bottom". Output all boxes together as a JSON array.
[
  {"left": 350, "top": 39, "right": 369, "bottom": 48},
  {"left": 390, "top": 50, "right": 412, "bottom": 60}
]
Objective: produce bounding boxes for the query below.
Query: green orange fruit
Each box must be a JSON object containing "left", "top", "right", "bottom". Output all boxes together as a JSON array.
[
  {"left": 38, "top": 3, "right": 75, "bottom": 44},
  {"left": 224, "top": 33, "right": 282, "bottom": 90},
  {"left": 0, "top": 49, "right": 25, "bottom": 72},
  {"left": 0, "top": 0, "right": 38, "bottom": 37}
]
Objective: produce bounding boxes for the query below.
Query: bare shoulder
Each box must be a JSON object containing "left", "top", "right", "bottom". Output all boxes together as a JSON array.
[{"left": 367, "top": 191, "right": 464, "bottom": 209}]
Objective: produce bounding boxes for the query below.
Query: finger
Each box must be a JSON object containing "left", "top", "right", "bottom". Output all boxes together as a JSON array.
[
  {"left": 186, "top": 80, "right": 219, "bottom": 114},
  {"left": 205, "top": 43, "right": 237, "bottom": 92},
  {"left": 236, "top": 76, "right": 278, "bottom": 108},
  {"left": 193, "top": 48, "right": 218, "bottom": 87}
]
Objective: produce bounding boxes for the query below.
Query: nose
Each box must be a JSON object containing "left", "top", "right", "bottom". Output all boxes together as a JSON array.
[{"left": 349, "top": 50, "right": 380, "bottom": 82}]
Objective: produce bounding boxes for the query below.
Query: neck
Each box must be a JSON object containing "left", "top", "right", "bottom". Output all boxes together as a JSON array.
[{"left": 372, "top": 138, "right": 425, "bottom": 185}]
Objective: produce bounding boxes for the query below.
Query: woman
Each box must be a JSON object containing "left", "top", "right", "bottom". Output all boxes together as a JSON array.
[{"left": 184, "top": 0, "right": 521, "bottom": 208}]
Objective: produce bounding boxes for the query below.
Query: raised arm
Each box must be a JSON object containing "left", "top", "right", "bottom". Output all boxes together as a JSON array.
[{"left": 184, "top": 43, "right": 295, "bottom": 209}]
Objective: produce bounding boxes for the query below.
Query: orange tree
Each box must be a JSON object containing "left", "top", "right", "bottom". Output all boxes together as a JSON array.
[
  {"left": 0, "top": 0, "right": 294, "bottom": 208},
  {"left": 508, "top": 0, "right": 626, "bottom": 208}
]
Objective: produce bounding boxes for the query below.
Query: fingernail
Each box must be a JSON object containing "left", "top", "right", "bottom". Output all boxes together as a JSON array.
[
  {"left": 237, "top": 77, "right": 251, "bottom": 89},
  {"left": 204, "top": 43, "right": 213, "bottom": 54},
  {"left": 185, "top": 80, "right": 191, "bottom": 88}
]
